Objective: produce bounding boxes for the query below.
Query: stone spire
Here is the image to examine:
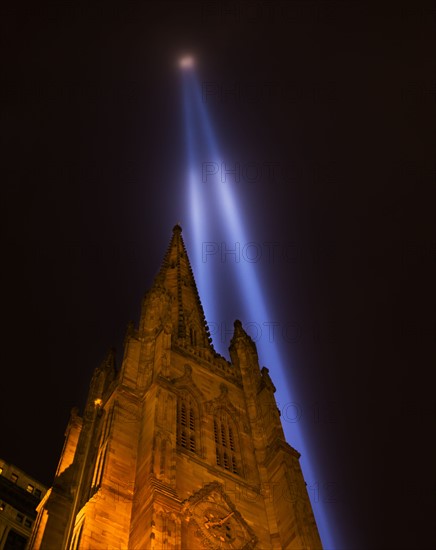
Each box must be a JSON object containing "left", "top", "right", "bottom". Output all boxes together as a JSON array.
[{"left": 144, "top": 224, "right": 214, "bottom": 351}]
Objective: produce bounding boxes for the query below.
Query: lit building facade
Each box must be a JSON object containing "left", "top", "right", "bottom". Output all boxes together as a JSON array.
[
  {"left": 0, "top": 459, "right": 46, "bottom": 550},
  {"left": 29, "top": 225, "right": 322, "bottom": 549}
]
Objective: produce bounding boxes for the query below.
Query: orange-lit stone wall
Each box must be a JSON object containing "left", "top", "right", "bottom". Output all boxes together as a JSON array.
[{"left": 29, "top": 226, "right": 322, "bottom": 550}]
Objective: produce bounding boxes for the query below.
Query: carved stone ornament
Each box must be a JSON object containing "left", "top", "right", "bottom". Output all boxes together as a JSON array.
[{"left": 182, "top": 482, "right": 257, "bottom": 549}]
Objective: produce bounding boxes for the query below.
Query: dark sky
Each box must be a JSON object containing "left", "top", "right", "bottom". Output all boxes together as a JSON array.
[{"left": 1, "top": 2, "right": 434, "bottom": 549}]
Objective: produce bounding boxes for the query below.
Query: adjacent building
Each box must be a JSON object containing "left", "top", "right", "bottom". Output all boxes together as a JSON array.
[{"left": 0, "top": 459, "right": 46, "bottom": 550}]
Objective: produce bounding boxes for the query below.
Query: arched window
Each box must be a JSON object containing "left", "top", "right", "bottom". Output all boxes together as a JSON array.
[
  {"left": 91, "top": 443, "right": 108, "bottom": 489},
  {"left": 91, "top": 406, "right": 113, "bottom": 492},
  {"left": 214, "top": 413, "right": 239, "bottom": 475},
  {"left": 189, "top": 327, "right": 197, "bottom": 346},
  {"left": 159, "top": 439, "right": 167, "bottom": 475},
  {"left": 177, "top": 393, "right": 198, "bottom": 455},
  {"left": 69, "top": 521, "right": 84, "bottom": 550}
]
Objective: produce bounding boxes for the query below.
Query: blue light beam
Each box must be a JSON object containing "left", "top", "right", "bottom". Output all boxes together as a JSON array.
[{"left": 180, "top": 61, "right": 335, "bottom": 549}]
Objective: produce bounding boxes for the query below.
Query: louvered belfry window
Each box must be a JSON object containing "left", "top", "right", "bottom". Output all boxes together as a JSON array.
[
  {"left": 177, "top": 394, "right": 198, "bottom": 454},
  {"left": 214, "top": 414, "right": 238, "bottom": 474}
]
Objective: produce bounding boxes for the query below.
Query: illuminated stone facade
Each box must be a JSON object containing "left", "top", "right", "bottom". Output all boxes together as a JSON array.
[{"left": 29, "top": 225, "right": 322, "bottom": 549}]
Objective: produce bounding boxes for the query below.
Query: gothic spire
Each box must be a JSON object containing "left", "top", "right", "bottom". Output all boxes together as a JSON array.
[{"left": 147, "top": 224, "right": 214, "bottom": 352}]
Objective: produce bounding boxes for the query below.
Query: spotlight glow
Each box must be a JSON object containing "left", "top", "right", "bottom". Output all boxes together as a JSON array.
[
  {"left": 180, "top": 63, "right": 336, "bottom": 549},
  {"left": 179, "top": 55, "right": 195, "bottom": 69}
]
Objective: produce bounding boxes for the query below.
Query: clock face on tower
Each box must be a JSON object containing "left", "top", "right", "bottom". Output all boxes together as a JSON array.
[{"left": 193, "top": 501, "right": 246, "bottom": 549}]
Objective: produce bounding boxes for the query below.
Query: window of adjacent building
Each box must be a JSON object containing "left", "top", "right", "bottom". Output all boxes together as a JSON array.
[
  {"left": 16, "top": 513, "right": 24, "bottom": 523},
  {"left": 4, "top": 529, "right": 28, "bottom": 550},
  {"left": 26, "top": 484, "right": 34, "bottom": 493},
  {"left": 34, "top": 488, "right": 41, "bottom": 499},
  {"left": 11, "top": 473, "right": 18, "bottom": 483},
  {"left": 177, "top": 394, "right": 198, "bottom": 454},
  {"left": 24, "top": 519, "right": 32, "bottom": 528},
  {"left": 214, "top": 414, "right": 239, "bottom": 475}
]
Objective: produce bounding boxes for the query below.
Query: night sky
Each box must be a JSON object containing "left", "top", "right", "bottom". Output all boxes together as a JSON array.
[{"left": 1, "top": 2, "right": 434, "bottom": 549}]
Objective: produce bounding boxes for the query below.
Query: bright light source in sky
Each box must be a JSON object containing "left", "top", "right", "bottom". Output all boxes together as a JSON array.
[{"left": 179, "top": 55, "right": 195, "bottom": 69}]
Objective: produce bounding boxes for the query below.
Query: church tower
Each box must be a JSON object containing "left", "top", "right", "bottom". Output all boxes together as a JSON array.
[{"left": 29, "top": 225, "right": 322, "bottom": 549}]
